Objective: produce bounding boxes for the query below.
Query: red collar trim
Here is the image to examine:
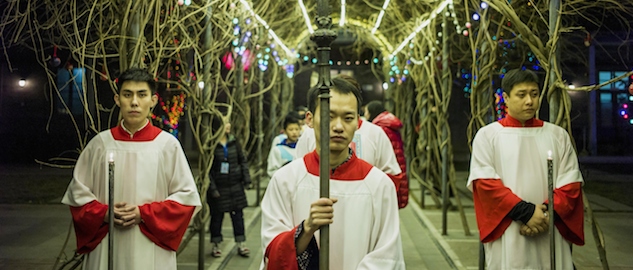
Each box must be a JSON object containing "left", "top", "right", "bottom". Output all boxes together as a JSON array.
[
  {"left": 358, "top": 118, "right": 363, "bottom": 128},
  {"left": 111, "top": 122, "right": 162, "bottom": 141},
  {"left": 304, "top": 150, "right": 373, "bottom": 180},
  {"left": 499, "top": 115, "right": 544, "bottom": 127}
]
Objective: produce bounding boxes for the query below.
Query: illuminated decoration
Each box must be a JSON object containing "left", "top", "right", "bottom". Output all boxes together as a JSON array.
[
  {"left": 239, "top": 0, "right": 295, "bottom": 59},
  {"left": 371, "top": 0, "right": 391, "bottom": 34},
  {"left": 18, "top": 79, "right": 26, "bottom": 87},
  {"left": 298, "top": 0, "right": 314, "bottom": 34},
  {"left": 390, "top": 0, "right": 453, "bottom": 58},
  {"left": 494, "top": 88, "right": 507, "bottom": 120},
  {"left": 223, "top": 50, "right": 252, "bottom": 71},
  {"left": 339, "top": 0, "right": 346, "bottom": 27},
  {"left": 152, "top": 93, "right": 186, "bottom": 137}
]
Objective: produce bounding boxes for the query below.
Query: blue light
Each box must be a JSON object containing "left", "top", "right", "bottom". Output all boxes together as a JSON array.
[
  {"left": 472, "top": 13, "right": 480, "bottom": 21},
  {"left": 373, "top": 58, "right": 379, "bottom": 64},
  {"left": 481, "top": 2, "right": 488, "bottom": 9},
  {"left": 312, "top": 58, "right": 317, "bottom": 64}
]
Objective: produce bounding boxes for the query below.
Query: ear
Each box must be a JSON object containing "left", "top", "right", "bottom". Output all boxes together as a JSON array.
[
  {"left": 305, "top": 111, "right": 313, "bottom": 128},
  {"left": 502, "top": 92, "right": 509, "bottom": 102},
  {"left": 151, "top": 93, "right": 159, "bottom": 107},
  {"left": 114, "top": 94, "right": 120, "bottom": 107}
]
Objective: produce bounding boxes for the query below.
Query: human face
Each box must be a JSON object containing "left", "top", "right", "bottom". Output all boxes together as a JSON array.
[
  {"left": 115, "top": 81, "right": 158, "bottom": 132},
  {"left": 224, "top": 121, "right": 231, "bottom": 135},
  {"left": 503, "top": 82, "right": 540, "bottom": 124},
  {"left": 284, "top": 123, "right": 301, "bottom": 143},
  {"left": 313, "top": 91, "right": 358, "bottom": 154}
]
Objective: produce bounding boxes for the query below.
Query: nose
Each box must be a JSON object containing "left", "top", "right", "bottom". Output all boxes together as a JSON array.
[
  {"left": 131, "top": 95, "right": 139, "bottom": 106},
  {"left": 525, "top": 95, "right": 533, "bottom": 105},
  {"left": 331, "top": 117, "right": 344, "bottom": 132}
]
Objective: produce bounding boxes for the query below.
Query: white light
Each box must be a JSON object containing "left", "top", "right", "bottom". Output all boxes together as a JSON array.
[
  {"left": 239, "top": 0, "right": 295, "bottom": 59},
  {"left": 298, "top": 0, "right": 314, "bottom": 34},
  {"left": 481, "top": 2, "right": 488, "bottom": 9},
  {"left": 390, "top": 0, "right": 451, "bottom": 58},
  {"left": 339, "top": 0, "right": 346, "bottom": 27},
  {"left": 383, "top": 82, "right": 389, "bottom": 90},
  {"left": 18, "top": 79, "right": 26, "bottom": 87},
  {"left": 371, "top": 0, "right": 391, "bottom": 34},
  {"left": 568, "top": 84, "right": 575, "bottom": 89},
  {"left": 198, "top": 81, "right": 205, "bottom": 89}
]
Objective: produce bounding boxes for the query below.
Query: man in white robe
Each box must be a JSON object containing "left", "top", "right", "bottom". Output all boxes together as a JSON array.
[
  {"left": 261, "top": 76, "right": 404, "bottom": 269},
  {"left": 296, "top": 119, "right": 405, "bottom": 200},
  {"left": 62, "top": 68, "right": 201, "bottom": 269},
  {"left": 468, "top": 68, "right": 584, "bottom": 270}
]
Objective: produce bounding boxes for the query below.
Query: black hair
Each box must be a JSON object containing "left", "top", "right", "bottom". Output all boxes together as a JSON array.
[
  {"left": 501, "top": 69, "right": 539, "bottom": 96},
  {"left": 306, "top": 75, "right": 363, "bottom": 114},
  {"left": 117, "top": 68, "right": 157, "bottom": 93},
  {"left": 295, "top": 106, "right": 308, "bottom": 113},
  {"left": 365, "top": 100, "right": 386, "bottom": 122},
  {"left": 283, "top": 114, "right": 301, "bottom": 129}
]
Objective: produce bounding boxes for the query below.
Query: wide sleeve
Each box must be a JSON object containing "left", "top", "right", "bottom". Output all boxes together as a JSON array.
[
  {"left": 472, "top": 179, "right": 522, "bottom": 242},
  {"left": 136, "top": 139, "right": 200, "bottom": 250},
  {"left": 69, "top": 200, "right": 109, "bottom": 253},
  {"left": 261, "top": 172, "right": 303, "bottom": 269},
  {"left": 356, "top": 172, "right": 405, "bottom": 269},
  {"left": 163, "top": 138, "right": 202, "bottom": 207},
  {"left": 548, "top": 129, "right": 584, "bottom": 245},
  {"left": 138, "top": 200, "right": 195, "bottom": 251},
  {"left": 61, "top": 138, "right": 109, "bottom": 253},
  {"left": 548, "top": 182, "right": 584, "bottom": 245}
]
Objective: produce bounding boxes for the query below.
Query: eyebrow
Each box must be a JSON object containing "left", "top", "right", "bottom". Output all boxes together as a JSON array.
[{"left": 121, "top": 89, "right": 149, "bottom": 93}]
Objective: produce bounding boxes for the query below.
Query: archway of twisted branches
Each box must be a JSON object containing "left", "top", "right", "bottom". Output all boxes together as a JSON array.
[{"left": 3, "top": 0, "right": 633, "bottom": 268}]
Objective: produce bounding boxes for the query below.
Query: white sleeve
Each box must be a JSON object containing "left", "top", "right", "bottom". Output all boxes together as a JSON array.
[
  {"left": 61, "top": 138, "right": 101, "bottom": 206},
  {"left": 267, "top": 146, "right": 281, "bottom": 178},
  {"left": 374, "top": 128, "right": 402, "bottom": 175},
  {"left": 357, "top": 170, "right": 405, "bottom": 269},
  {"left": 295, "top": 128, "right": 315, "bottom": 158},
  {"left": 260, "top": 170, "right": 296, "bottom": 251}
]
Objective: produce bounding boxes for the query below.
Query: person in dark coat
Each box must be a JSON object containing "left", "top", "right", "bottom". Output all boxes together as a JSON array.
[
  {"left": 364, "top": 100, "right": 409, "bottom": 208},
  {"left": 207, "top": 117, "right": 252, "bottom": 257}
]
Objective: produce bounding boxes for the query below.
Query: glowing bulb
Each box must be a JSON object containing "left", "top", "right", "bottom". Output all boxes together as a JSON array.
[{"left": 18, "top": 79, "right": 26, "bottom": 87}]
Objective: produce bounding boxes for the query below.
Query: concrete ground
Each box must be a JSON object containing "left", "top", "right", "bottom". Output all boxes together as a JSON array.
[{"left": 0, "top": 164, "right": 632, "bottom": 269}]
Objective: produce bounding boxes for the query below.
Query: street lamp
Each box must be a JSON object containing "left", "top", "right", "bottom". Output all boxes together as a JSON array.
[{"left": 18, "top": 79, "right": 26, "bottom": 87}]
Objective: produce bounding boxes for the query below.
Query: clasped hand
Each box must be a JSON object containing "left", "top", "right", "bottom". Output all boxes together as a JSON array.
[
  {"left": 304, "top": 198, "right": 338, "bottom": 234},
  {"left": 104, "top": 202, "right": 142, "bottom": 228},
  {"left": 520, "top": 204, "right": 549, "bottom": 237}
]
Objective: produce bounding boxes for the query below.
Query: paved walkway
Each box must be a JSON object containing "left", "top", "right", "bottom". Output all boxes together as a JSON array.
[{"left": 1, "top": 165, "right": 632, "bottom": 269}]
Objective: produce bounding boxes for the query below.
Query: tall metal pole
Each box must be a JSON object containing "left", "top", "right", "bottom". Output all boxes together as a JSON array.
[
  {"left": 547, "top": 152, "right": 556, "bottom": 270},
  {"left": 256, "top": 71, "right": 264, "bottom": 206},
  {"left": 198, "top": 2, "right": 213, "bottom": 269},
  {"left": 312, "top": 0, "right": 337, "bottom": 269},
  {"left": 108, "top": 154, "right": 115, "bottom": 270}
]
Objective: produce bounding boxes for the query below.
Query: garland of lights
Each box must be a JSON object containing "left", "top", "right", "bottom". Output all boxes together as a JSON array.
[{"left": 152, "top": 93, "right": 186, "bottom": 137}]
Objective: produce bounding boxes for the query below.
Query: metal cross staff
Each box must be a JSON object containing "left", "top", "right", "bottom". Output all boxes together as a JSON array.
[
  {"left": 108, "top": 152, "right": 115, "bottom": 270},
  {"left": 312, "top": 0, "right": 337, "bottom": 269},
  {"left": 547, "top": 150, "right": 556, "bottom": 270}
]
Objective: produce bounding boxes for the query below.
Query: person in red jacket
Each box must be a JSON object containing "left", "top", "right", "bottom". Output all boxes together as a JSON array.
[{"left": 364, "top": 100, "right": 408, "bottom": 208}]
